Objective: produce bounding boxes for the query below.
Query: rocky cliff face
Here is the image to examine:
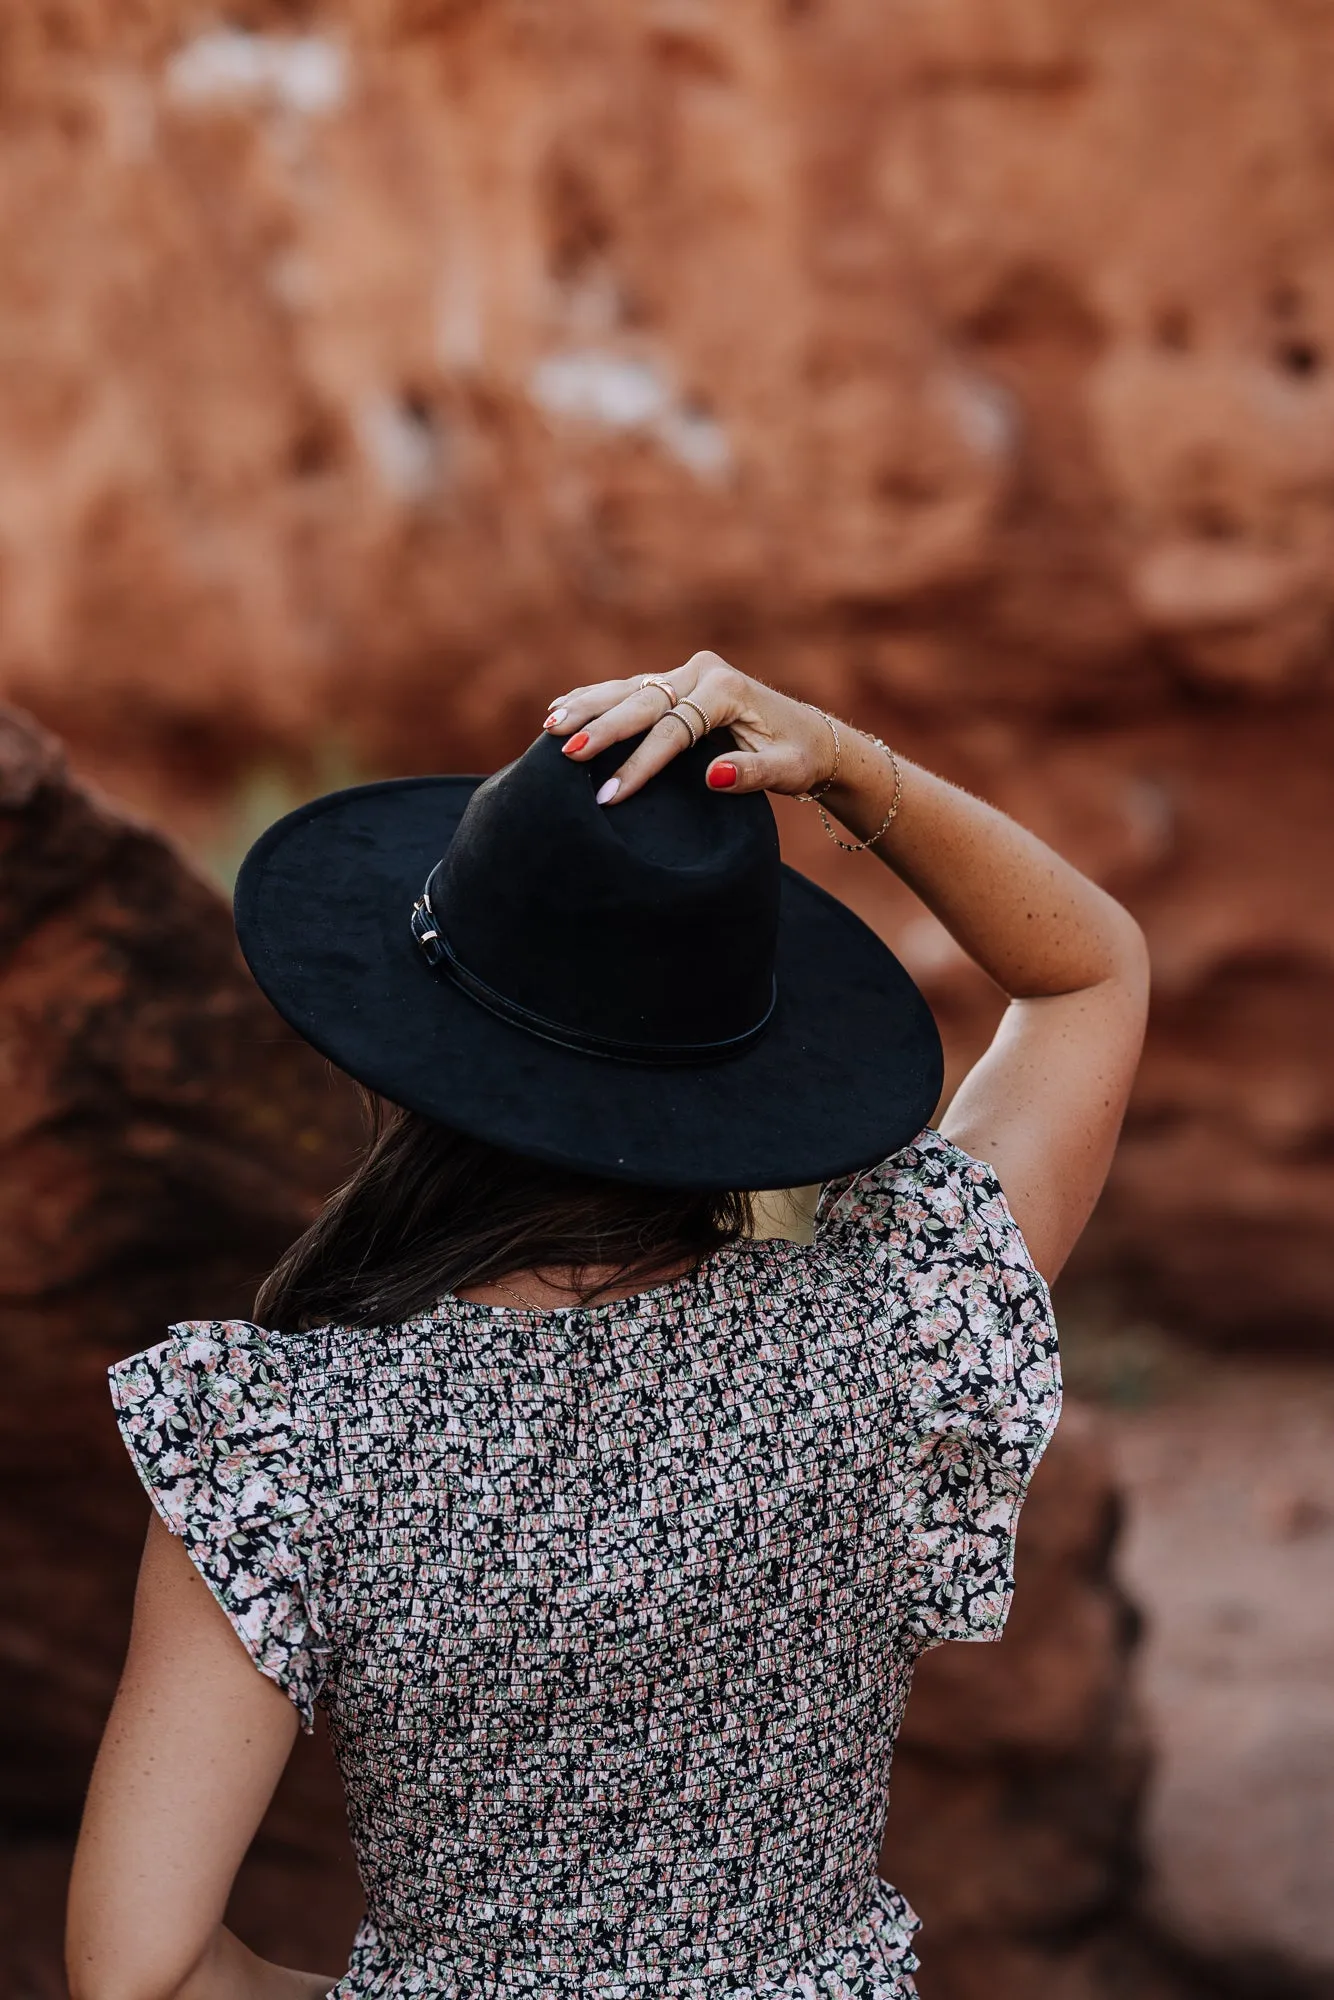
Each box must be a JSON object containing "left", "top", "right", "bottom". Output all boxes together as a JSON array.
[
  {"left": 883, "top": 1406, "right": 1155, "bottom": 2000},
  {"left": 0, "top": 702, "right": 367, "bottom": 1995},
  {"left": 0, "top": 705, "right": 362, "bottom": 1828},
  {"left": 2, "top": 0, "right": 1331, "bottom": 1343}
]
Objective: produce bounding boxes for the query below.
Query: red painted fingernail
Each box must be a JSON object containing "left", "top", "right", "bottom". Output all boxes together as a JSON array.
[
  {"left": 708, "top": 762, "right": 738, "bottom": 789},
  {"left": 565, "top": 732, "right": 590, "bottom": 754}
]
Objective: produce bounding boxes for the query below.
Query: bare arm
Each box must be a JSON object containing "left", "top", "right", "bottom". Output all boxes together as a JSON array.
[
  {"left": 67, "top": 1515, "right": 338, "bottom": 2000},
  {"left": 823, "top": 729, "right": 1148, "bottom": 1278},
  {"left": 544, "top": 654, "right": 1149, "bottom": 1280}
]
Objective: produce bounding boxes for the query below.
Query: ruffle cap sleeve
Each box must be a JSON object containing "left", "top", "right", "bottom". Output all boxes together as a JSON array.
[
  {"left": 818, "top": 1127, "right": 1061, "bottom": 1646},
  {"left": 109, "top": 1321, "right": 329, "bottom": 1728}
]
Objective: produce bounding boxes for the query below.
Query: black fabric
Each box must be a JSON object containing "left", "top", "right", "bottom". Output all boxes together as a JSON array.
[
  {"left": 233, "top": 729, "right": 944, "bottom": 1190},
  {"left": 412, "top": 890, "right": 777, "bottom": 1063},
  {"left": 428, "top": 731, "right": 780, "bottom": 1054}
]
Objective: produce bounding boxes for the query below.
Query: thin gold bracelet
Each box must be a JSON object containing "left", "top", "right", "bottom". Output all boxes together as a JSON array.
[
  {"left": 806, "top": 721, "right": 904, "bottom": 853},
  {"left": 798, "top": 707, "right": 841, "bottom": 801}
]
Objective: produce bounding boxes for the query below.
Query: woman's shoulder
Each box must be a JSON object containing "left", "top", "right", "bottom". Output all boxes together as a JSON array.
[
  {"left": 107, "top": 1316, "right": 364, "bottom": 1525},
  {"left": 815, "top": 1126, "right": 1025, "bottom": 1267},
  {"left": 108, "top": 1318, "right": 314, "bottom": 1498},
  {"left": 110, "top": 1316, "right": 287, "bottom": 1417},
  {"left": 109, "top": 1302, "right": 514, "bottom": 1414},
  {"left": 107, "top": 1317, "right": 334, "bottom": 1728}
]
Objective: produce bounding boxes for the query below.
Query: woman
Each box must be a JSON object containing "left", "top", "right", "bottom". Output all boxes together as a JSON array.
[{"left": 68, "top": 655, "right": 1148, "bottom": 2000}]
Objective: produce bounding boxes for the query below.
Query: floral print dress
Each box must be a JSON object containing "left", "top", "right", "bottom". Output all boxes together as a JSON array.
[{"left": 109, "top": 1129, "right": 1060, "bottom": 2000}]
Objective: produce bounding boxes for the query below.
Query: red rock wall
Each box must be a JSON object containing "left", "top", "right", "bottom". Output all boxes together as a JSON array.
[
  {"left": 883, "top": 1407, "right": 1157, "bottom": 2000},
  {"left": 0, "top": 705, "right": 362, "bottom": 1825},
  {"left": 3, "top": 0, "right": 1330, "bottom": 1343},
  {"left": 0, "top": 703, "right": 367, "bottom": 1994}
]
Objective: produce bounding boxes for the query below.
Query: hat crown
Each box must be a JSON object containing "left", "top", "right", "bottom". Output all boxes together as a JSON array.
[{"left": 426, "top": 731, "right": 780, "bottom": 1061}]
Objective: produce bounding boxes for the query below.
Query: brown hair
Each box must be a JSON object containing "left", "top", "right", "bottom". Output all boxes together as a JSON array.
[{"left": 255, "top": 1096, "right": 753, "bottom": 1332}]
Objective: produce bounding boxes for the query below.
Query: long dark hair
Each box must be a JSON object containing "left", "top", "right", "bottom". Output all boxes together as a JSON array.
[{"left": 255, "top": 1096, "right": 754, "bottom": 1331}]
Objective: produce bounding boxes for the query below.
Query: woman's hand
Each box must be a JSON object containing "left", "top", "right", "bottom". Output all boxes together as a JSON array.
[
  {"left": 543, "top": 652, "right": 836, "bottom": 805},
  {"left": 547, "top": 647, "right": 1149, "bottom": 1287}
]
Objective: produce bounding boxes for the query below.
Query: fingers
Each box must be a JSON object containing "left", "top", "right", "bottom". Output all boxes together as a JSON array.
[
  {"left": 544, "top": 654, "right": 731, "bottom": 736},
  {"left": 543, "top": 680, "right": 680, "bottom": 744},
  {"left": 543, "top": 678, "right": 637, "bottom": 731},
  {"left": 547, "top": 687, "right": 684, "bottom": 771},
  {"left": 704, "top": 749, "right": 784, "bottom": 794},
  {"left": 541, "top": 654, "right": 756, "bottom": 805},
  {"left": 592, "top": 714, "right": 708, "bottom": 806}
]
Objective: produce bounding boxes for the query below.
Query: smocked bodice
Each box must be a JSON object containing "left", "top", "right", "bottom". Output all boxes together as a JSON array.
[{"left": 110, "top": 1131, "right": 1060, "bottom": 2000}]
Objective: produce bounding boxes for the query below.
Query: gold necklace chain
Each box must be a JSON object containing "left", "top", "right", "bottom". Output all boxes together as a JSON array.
[{"left": 493, "top": 1273, "right": 569, "bottom": 1310}]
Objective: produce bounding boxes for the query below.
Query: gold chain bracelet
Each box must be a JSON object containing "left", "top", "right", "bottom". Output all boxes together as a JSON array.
[
  {"left": 798, "top": 707, "right": 841, "bottom": 800},
  {"left": 800, "top": 707, "right": 903, "bottom": 852}
]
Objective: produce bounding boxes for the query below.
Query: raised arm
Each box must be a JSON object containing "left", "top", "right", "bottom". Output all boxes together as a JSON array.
[
  {"left": 814, "top": 729, "right": 1149, "bottom": 1279},
  {"left": 544, "top": 653, "right": 1149, "bottom": 1281}
]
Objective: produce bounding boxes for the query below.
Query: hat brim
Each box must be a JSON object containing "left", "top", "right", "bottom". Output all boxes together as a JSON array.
[{"left": 234, "top": 776, "right": 943, "bottom": 1190}]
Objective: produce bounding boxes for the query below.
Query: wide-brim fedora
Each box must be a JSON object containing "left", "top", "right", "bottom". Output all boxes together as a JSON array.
[{"left": 234, "top": 727, "right": 943, "bottom": 1191}]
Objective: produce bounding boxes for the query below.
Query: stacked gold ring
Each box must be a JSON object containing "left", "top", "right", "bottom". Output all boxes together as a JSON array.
[{"left": 663, "top": 696, "right": 712, "bottom": 747}]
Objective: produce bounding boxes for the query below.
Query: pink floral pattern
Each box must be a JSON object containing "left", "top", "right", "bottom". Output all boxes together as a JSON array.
[
  {"left": 109, "top": 1129, "right": 1060, "bottom": 2000},
  {"left": 109, "top": 1322, "right": 330, "bottom": 1722}
]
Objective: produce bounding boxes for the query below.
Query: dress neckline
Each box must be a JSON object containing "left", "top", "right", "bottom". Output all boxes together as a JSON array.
[{"left": 436, "top": 1234, "right": 778, "bottom": 1325}]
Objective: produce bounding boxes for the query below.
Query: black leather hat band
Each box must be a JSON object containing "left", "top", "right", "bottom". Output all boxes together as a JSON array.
[{"left": 412, "top": 890, "right": 775, "bottom": 1066}]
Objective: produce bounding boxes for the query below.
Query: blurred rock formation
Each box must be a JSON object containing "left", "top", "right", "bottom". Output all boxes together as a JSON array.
[
  {"left": 1110, "top": 1363, "right": 1334, "bottom": 1995},
  {"left": 0, "top": 704, "right": 363, "bottom": 1984},
  {"left": 883, "top": 1406, "right": 1159, "bottom": 2000},
  {"left": 2, "top": 0, "right": 1334, "bottom": 1990},
  {"left": 1, "top": 0, "right": 1332, "bottom": 1345}
]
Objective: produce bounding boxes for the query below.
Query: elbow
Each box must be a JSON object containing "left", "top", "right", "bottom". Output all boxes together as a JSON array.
[
  {"left": 67, "top": 1946, "right": 205, "bottom": 2000},
  {"left": 1104, "top": 901, "right": 1152, "bottom": 1018},
  {"left": 69, "top": 1974, "right": 191, "bottom": 2000},
  {"left": 1125, "top": 914, "right": 1152, "bottom": 1020},
  {"left": 68, "top": 1975, "right": 143, "bottom": 2000},
  {"left": 66, "top": 1883, "right": 222, "bottom": 2000}
]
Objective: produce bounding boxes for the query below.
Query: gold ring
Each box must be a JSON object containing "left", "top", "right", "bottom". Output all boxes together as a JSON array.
[
  {"left": 676, "top": 697, "right": 711, "bottom": 738},
  {"left": 638, "top": 675, "right": 678, "bottom": 712},
  {"left": 662, "top": 708, "right": 701, "bottom": 746}
]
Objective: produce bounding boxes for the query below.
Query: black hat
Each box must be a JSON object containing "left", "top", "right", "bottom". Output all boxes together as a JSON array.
[{"left": 233, "top": 728, "right": 942, "bottom": 1190}]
